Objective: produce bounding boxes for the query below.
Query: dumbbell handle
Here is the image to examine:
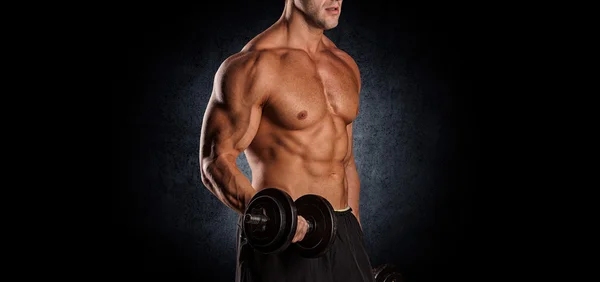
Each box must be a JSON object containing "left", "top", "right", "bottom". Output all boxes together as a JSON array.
[
  {"left": 304, "top": 217, "right": 315, "bottom": 235},
  {"left": 244, "top": 213, "right": 269, "bottom": 225},
  {"left": 245, "top": 212, "right": 315, "bottom": 237}
]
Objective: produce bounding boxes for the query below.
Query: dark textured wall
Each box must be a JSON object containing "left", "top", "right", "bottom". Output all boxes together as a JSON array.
[{"left": 110, "top": 1, "right": 490, "bottom": 281}]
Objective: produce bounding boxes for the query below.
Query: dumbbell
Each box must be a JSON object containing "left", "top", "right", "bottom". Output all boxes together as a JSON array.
[
  {"left": 373, "top": 264, "right": 403, "bottom": 282},
  {"left": 242, "top": 188, "right": 337, "bottom": 258}
]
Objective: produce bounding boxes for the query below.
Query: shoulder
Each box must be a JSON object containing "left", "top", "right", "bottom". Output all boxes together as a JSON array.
[
  {"left": 215, "top": 48, "right": 279, "bottom": 84},
  {"left": 322, "top": 36, "right": 360, "bottom": 81},
  {"left": 334, "top": 48, "right": 360, "bottom": 77},
  {"left": 216, "top": 51, "right": 260, "bottom": 81},
  {"left": 212, "top": 51, "right": 266, "bottom": 103},
  {"left": 217, "top": 28, "right": 289, "bottom": 80},
  {"left": 213, "top": 48, "right": 285, "bottom": 105}
]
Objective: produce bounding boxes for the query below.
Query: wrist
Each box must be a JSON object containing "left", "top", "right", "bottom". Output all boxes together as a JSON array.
[{"left": 243, "top": 190, "right": 256, "bottom": 208}]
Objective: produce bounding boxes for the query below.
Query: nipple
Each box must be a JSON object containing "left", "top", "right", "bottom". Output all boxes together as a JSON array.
[{"left": 297, "top": 110, "right": 308, "bottom": 120}]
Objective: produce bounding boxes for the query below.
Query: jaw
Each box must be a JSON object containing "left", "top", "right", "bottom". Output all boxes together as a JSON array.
[
  {"left": 321, "top": 18, "right": 340, "bottom": 30},
  {"left": 314, "top": 11, "right": 340, "bottom": 30}
]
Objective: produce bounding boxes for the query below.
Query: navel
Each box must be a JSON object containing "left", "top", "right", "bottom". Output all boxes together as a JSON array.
[{"left": 297, "top": 110, "right": 308, "bottom": 120}]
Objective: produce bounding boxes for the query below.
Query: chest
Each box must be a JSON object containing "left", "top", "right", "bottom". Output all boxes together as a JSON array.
[{"left": 263, "top": 53, "right": 359, "bottom": 130}]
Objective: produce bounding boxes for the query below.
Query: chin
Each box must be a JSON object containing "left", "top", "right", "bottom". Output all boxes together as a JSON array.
[{"left": 323, "top": 21, "right": 339, "bottom": 30}]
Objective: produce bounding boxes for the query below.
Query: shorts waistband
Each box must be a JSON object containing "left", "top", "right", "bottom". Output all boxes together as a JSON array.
[{"left": 334, "top": 206, "right": 353, "bottom": 215}]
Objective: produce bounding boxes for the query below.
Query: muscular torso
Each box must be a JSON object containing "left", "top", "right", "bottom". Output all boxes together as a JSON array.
[{"left": 245, "top": 47, "right": 359, "bottom": 210}]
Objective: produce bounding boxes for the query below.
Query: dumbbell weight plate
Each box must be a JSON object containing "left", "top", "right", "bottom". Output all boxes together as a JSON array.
[
  {"left": 294, "top": 194, "right": 337, "bottom": 258},
  {"left": 243, "top": 188, "right": 297, "bottom": 254},
  {"left": 373, "top": 264, "right": 403, "bottom": 282}
]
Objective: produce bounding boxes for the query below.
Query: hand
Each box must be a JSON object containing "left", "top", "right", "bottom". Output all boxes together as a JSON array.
[{"left": 291, "top": 216, "right": 309, "bottom": 243}]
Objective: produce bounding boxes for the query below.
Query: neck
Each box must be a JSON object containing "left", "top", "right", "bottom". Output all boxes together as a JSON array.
[{"left": 279, "top": 1, "right": 324, "bottom": 55}]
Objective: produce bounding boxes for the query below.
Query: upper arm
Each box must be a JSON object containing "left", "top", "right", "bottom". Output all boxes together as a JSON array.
[
  {"left": 344, "top": 122, "right": 356, "bottom": 167},
  {"left": 339, "top": 51, "right": 360, "bottom": 166},
  {"left": 200, "top": 52, "right": 266, "bottom": 169}
]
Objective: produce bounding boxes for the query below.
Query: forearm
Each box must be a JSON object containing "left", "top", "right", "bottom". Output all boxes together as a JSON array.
[
  {"left": 345, "top": 162, "right": 361, "bottom": 227},
  {"left": 201, "top": 153, "right": 256, "bottom": 214}
]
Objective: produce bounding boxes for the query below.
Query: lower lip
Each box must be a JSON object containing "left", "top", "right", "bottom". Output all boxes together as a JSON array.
[{"left": 325, "top": 8, "right": 339, "bottom": 15}]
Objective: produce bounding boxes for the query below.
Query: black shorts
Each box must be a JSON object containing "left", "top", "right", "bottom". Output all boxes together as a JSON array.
[{"left": 235, "top": 207, "right": 375, "bottom": 282}]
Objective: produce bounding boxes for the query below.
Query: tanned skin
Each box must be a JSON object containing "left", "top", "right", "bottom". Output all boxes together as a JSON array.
[{"left": 200, "top": 0, "right": 360, "bottom": 243}]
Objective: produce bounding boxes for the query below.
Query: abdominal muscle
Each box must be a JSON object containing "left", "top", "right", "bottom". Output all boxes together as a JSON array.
[{"left": 244, "top": 115, "right": 350, "bottom": 210}]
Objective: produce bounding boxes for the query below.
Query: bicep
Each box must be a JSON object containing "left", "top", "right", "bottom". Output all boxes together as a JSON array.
[
  {"left": 200, "top": 99, "right": 260, "bottom": 160},
  {"left": 200, "top": 58, "right": 264, "bottom": 165}
]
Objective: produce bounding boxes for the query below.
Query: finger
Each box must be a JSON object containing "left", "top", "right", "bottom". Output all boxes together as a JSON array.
[
  {"left": 296, "top": 223, "right": 307, "bottom": 242},
  {"left": 292, "top": 227, "right": 302, "bottom": 243},
  {"left": 297, "top": 231, "right": 305, "bottom": 242},
  {"left": 291, "top": 218, "right": 302, "bottom": 243},
  {"left": 292, "top": 222, "right": 304, "bottom": 243}
]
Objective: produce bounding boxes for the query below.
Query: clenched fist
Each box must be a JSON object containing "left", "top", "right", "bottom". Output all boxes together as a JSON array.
[{"left": 291, "top": 216, "right": 309, "bottom": 243}]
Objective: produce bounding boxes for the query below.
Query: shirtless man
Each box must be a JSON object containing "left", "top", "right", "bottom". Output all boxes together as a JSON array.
[{"left": 200, "top": 0, "right": 374, "bottom": 281}]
